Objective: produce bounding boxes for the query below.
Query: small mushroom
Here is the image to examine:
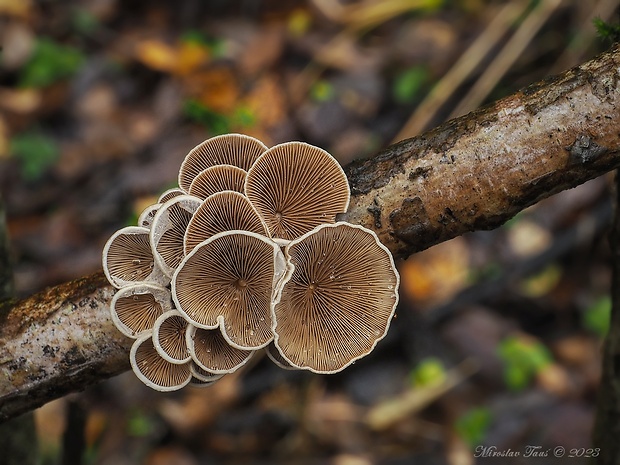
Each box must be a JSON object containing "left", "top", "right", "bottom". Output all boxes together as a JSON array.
[
  {"left": 150, "top": 195, "right": 202, "bottom": 277},
  {"left": 245, "top": 141, "right": 350, "bottom": 241},
  {"left": 158, "top": 188, "right": 185, "bottom": 203},
  {"left": 272, "top": 222, "right": 399, "bottom": 374},
  {"left": 187, "top": 325, "right": 255, "bottom": 374},
  {"left": 188, "top": 164, "right": 247, "bottom": 199},
  {"left": 110, "top": 283, "right": 171, "bottom": 338},
  {"left": 178, "top": 134, "right": 268, "bottom": 192},
  {"left": 102, "top": 226, "right": 167, "bottom": 288},
  {"left": 152, "top": 309, "right": 192, "bottom": 364},
  {"left": 184, "top": 190, "right": 269, "bottom": 255},
  {"left": 137, "top": 203, "right": 161, "bottom": 229},
  {"left": 130, "top": 333, "right": 192, "bottom": 391},
  {"left": 172, "top": 230, "right": 287, "bottom": 350},
  {"left": 265, "top": 343, "right": 299, "bottom": 371},
  {"left": 190, "top": 361, "right": 225, "bottom": 383}
]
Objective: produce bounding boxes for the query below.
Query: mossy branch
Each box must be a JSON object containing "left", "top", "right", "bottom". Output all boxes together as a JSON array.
[{"left": 3, "top": 44, "right": 620, "bottom": 422}]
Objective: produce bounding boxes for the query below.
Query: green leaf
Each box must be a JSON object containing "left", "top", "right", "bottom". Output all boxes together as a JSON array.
[
  {"left": 393, "top": 66, "right": 428, "bottom": 104},
  {"left": 127, "top": 410, "right": 154, "bottom": 437},
  {"left": 497, "top": 336, "right": 552, "bottom": 391},
  {"left": 183, "top": 99, "right": 230, "bottom": 135},
  {"left": 19, "top": 38, "right": 84, "bottom": 88},
  {"left": 593, "top": 17, "right": 620, "bottom": 43},
  {"left": 583, "top": 296, "right": 611, "bottom": 338},
  {"left": 455, "top": 407, "right": 492, "bottom": 449},
  {"left": 9, "top": 132, "right": 59, "bottom": 181},
  {"left": 410, "top": 357, "right": 446, "bottom": 387}
]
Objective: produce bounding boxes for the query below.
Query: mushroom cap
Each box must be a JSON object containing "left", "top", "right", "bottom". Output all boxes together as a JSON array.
[
  {"left": 158, "top": 188, "right": 185, "bottom": 203},
  {"left": 265, "top": 343, "right": 299, "bottom": 371},
  {"left": 102, "top": 226, "right": 167, "bottom": 288},
  {"left": 130, "top": 333, "right": 192, "bottom": 391},
  {"left": 245, "top": 141, "right": 350, "bottom": 241},
  {"left": 137, "top": 203, "right": 162, "bottom": 229},
  {"left": 178, "top": 134, "right": 268, "bottom": 192},
  {"left": 187, "top": 325, "right": 255, "bottom": 374},
  {"left": 272, "top": 222, "right": 399, "bottom": 374},
  {"left": 184, "top": 190, "right": 269, "bottom": 255},
  {"left": 190, "top": 361, "right": 225, "bottom": 383},
  {"left": 150, "top": 195, "right": 202, "bottom": 277},
  {"left": 188, "top": 164, "right": 247, "bottom": 199},
  {"left": 152, "top": 309, "right": 192, "bottom": 364},
  {"left": 172, "top": 230, "right": 287, "bottom": 350},
  {"left": 110, "top": 283, "right": 172, "bottom": 338}
]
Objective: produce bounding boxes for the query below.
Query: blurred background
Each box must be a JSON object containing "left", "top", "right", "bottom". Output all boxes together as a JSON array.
[{"left": 0, "top": 0, "right": 618, "bottom": 464}]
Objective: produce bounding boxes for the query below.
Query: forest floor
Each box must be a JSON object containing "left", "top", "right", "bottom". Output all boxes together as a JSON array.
[{"left": 0, "top": 0, "right": 618, "bottom": 464}]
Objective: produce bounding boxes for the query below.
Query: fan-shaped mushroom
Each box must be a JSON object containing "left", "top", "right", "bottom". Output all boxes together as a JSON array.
[
  {"left": 158, "top": 188, "right": 185, "bottom": 203},
  {"left": 178, "top": 134, "right": 267, "bottom": 192},
  {"left": 272, "top": 222, "right": 399, "bottom": 374},
  {"left": 187, "top": 325, "right": 255, "bottom": 374},
  {"left": 138, "top": 203, "right": 161, "bottom": 229},
  {"left": 189, "top": 362, "right": 225, "bottom": 387},
  {"left": 172, "top": 230, "right": 287, "bottom": 350},
  {"left": 102, "top": 226, "right": 167, "bottom": 288},
  {"left": 188, "top": 164, "right": 247, "bottom": 199},
  {"left": 184, "top": 190, "right": 269, "bottom": 255},
  {"left": 265, "top": 343, "right": 298, "bottom": 371},
  {"left": 245, "top": 141, "right": 350, "bottom": 241},
  {"left": 130, "top": 333, "right": 192, "bottom": 391},
  {"left": 110, "top": 283, "right": 171, "bottom": 338},
  {"left": 152, "top": 309, "right": 192, "bottom": 364},
  {"left": 150, "top": 195, "right": 202, "bottom": 277}
]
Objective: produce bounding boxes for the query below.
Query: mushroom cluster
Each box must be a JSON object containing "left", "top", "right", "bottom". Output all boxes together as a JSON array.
[{"left": 103, "top": 134, "right": 400, "bottom": 391}]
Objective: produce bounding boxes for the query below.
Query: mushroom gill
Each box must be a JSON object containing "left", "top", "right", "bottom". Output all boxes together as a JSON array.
[
  {"left": 272, "top": 222, "right": 399, "bottom": 374},
  {"left": 188, "top": 164, "right": 247, "bottom": 199},
  {"left": 153, "top": 310, "right": 191, "bottom": 364},
  {"left": 130, "top": 333, "right": 192, "bottom": 391},
  {"left": 110, "top": 283, "right": 171, "bottom": 338},
  {"left": 172, "top": 230, "right": 286, "bottom": 350},
  {"left": 184, "top": 190, "right": 268, "bottom": 255},
  {"left": 102, "top": 226, "right": 166, "bottom": 288},
  {"left": 150, "top": 195, "right": 202, "bottom": 277},
  {"left": 178, "top": 134, "right": 267, "bottom": 192},
  {"left": 187, "top": 326, "right": 255, "bottom": 374},
  {"left": 245, "top": 141, "right": 350, "bottom": 241},
  {"left": 138, "top": 203, "right": 161, "bottom": 229}
]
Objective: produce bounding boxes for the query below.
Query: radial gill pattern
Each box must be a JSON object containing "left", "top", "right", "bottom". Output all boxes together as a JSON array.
[
  {"left": 153, "top": 310, "right": 191, "bottom": 363},
  {"left": 173, "top": 231, "right": 286, "bottom": 349},
  {"left": 245, "top": 142, "right": 350, "bottom": 241},
  {"left": 130, "top": 334, "right": 192, "bottom": 391},
  {"left": 188, "top": 164, "right": 247, "bottom": 199},
  {"left": 187, "top": 326, "right": 254, "bottom": 374},
  {"left": 184, "top": 191, "right": 268, "bottom": 255},
  {"left": 110, "top": 283, "right": 171, "bottom": 338},
  {"left": 273, "top": 223, "right": 399, "bottom": 373}
]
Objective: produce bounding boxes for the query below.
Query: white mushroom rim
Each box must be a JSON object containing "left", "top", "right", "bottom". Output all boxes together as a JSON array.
[
  {"left": 186, "top": 324, "right": 255, "bottom": 375},
  {"left": 102, "top": 226, "right": 167, "bottom": 289},
  {"left": 110, "top": 282, "right": 171, "bottom": 339},
  {"left": 270, "top": 222, "right": 400, "bottom": 374},
  {"left": 171, "top": 229, "right": 288, "bottom": 350},
  {"left": 138, "top": 203, "right": 162, "bottom": 229},
  {"left": 152, "top": 309, "right": 192, "bottom": 364},
  {"left": 129, "top": 332, "right": 193, "bottom": 392}
]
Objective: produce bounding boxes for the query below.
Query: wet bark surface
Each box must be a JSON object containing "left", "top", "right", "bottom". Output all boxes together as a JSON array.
[{"left": 2, "top": 44, "right": 620, "bottom": 422}]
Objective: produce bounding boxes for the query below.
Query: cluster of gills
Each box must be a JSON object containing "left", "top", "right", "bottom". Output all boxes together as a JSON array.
[{"left": 102, "top": 134, "right": 399, "bottom": 391}]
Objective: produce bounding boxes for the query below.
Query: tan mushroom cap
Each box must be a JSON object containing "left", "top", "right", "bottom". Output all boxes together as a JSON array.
[
  {"left": 110, "top": 283, "right": 171, "bottom": 338},
  {"left": 102, "top": 226, "right": 167, "bottom": 288},
  {"left": 265, "top": 343, "right": 299, "bottom": 371},
  {"left": 245, "top": 141, "right": 350, "bottom": 241},
  {"left": 137, "top": 203, "right": 161, "bottom": 229},
  {"left": 178, "top": 134, "right": 268, "bottom": 192},
  {"left": 172, "top": 230, "right": 287, "bottom": 350},
  {"left": 184, "top": 190, "right": 269, "bottom": 255},
  {"left": 158, "top": 188, "right": 185, "bottom": 203},
  {"left": 152, "top": 310, "right": 191, "bottom": 364},
  {"left": 130, "top": 333, "right": 192, "bottom": 391},
  {"left": 190, "top": 361, "right": 225, "bottom": 383},
  {"left": 188, "top": 164, "right": 247, "bottom": 199},
  {"left": 150, "top": 195, "right": 202, "bottom": 277},
  {"left": 187, "top": 325, "right": 255, "bottom": 374},
  {"left": 272, "top": 222, "right": 399, "bottom": 374}
]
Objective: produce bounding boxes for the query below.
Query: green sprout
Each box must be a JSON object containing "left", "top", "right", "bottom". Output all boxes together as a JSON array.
[
  {"left": 497, "top": 335, "right": 552, "bottom": 391},
  {"left": 9, "top": 131, "right": 59, "bottom": 181},
  {"left": 19, "top": 38, "right": 84, "bottom": 88},
  {"left": 455, "top": 407, "right": 492, "bottom": 449}
]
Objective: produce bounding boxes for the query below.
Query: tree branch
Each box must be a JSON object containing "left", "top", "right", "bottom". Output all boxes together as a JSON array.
[{"left": 3, "top": 44, "right": 620, "bottom": 422}]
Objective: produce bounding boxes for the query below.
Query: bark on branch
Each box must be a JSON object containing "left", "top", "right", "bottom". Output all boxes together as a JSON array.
[{"left": 3, "top": 44, "right": 620, "bottom": 422}]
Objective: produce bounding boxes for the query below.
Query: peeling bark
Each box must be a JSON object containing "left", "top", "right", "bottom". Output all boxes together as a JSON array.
[{"left": 2, "top": 44, "right": 620, "bottom": 422}]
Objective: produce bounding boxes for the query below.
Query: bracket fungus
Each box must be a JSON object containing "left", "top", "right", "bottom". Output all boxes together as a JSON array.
[
  {"left": 102, "top": 134, "right": 399, "bottom": 391},
  {"left": 188, "top": 164, "right": 247, "bottom": 199},
  {"left": 130, "top": 333, "right": 193, "bottom": 392},
  {"left": 172, "top": 230, "right": 286, "bottom": 350},
  {"left": 110, "top": 283, "right": 172, "bottom": 338},
  {"left": 103, "top": 226, "right": 167, "bottom": 288},
  {"left": 272, "top": 223, "right": 399, "bottom": 373},
  {"left": 245, "top": 141, "right": 350, "bottom": 241},
  {"left": 184, "top": 190, "right": 268, "bottom": 255},
  {"left": 178, "top": 133, "right": 267, "bottom": 192}
]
